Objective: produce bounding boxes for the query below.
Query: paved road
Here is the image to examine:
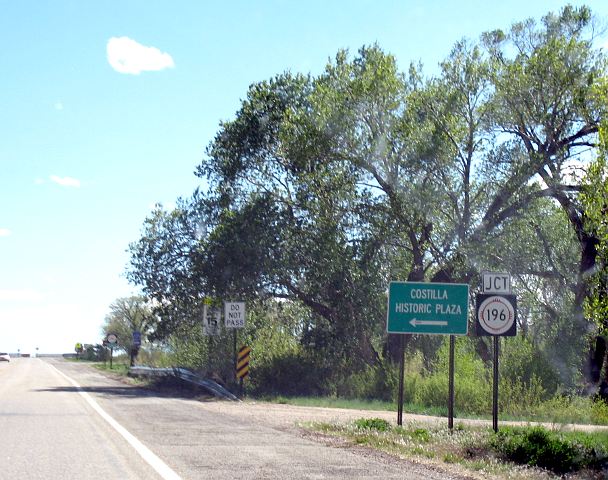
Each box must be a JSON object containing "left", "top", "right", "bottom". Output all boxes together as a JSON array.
[
  {"left": 0, "top": 358, "right": 465, "bottom": 480},
  {"left": 0, "top": 357, "right": 160, "bottom": 479}
]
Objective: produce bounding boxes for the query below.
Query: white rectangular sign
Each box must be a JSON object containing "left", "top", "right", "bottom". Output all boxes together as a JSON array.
[
  {"left": 202, "top": 305, "right": 222, "bottom": 336},
  {"left": 482, "top": 271, "right": 511, "bottom": 294},
  {"left": 225, "top": 302, "right": 246, "bottom": 329}
]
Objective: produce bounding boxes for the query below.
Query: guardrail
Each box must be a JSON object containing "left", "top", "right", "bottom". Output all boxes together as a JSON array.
[{"left": 129, "top": 366, "right": 240, "bottom": 402}]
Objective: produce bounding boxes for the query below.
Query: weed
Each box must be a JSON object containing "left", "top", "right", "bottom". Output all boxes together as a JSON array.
[{"left": 354, "top": 417, "right": 391, "bottom": 431}]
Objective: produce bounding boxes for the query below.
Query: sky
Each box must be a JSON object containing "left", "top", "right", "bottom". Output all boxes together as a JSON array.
[{"left": 2, "top": 1, "right": 608, "bottom": 354}]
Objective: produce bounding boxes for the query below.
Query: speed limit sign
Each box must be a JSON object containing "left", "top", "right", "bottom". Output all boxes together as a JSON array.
[{"left": 476, "top": 294, "right": 517, "bottom": 336}]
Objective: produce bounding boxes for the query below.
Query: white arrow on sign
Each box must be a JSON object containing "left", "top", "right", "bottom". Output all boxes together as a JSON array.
[{"left": 409, "top": 319, "right": 448, "bottom": 327}]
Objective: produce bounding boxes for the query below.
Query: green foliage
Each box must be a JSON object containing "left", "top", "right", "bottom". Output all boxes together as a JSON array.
[
  {"left": 307, "top": 419, "right": 608, "bottom": 478},
  {"left": 530, "top": 395, "right": 608, "bottom": 425},
  {"left": 353, "top": 417, "right": 391, "bottom": 432},
  {"left": 101, "top": 296, "right": 155, "bottom": 366},
  {"left": 491, "top": 426, "right": 608, "bottom": 474},
  {"left": 249, "top": 350, "right": 330, "bottom": 397},
  {"left": 582, "top": 138, "right": 608, "bottom": 334},
  {"left": 410, "top": 338, "right": 491, "bottom": 415},
  {"left": 334, "top": 362, "right": 398, "bottom": 402},
  {"left": 124, "top": 5, "right": 608, "bottom": 400},
  {"left": 80, "top": 344, "right": 106, "bottom": 361},
  {"left": 591, "top": 399, "right": 608, "bottom": 424},
  {"left": 500, "top": 336, "right": 559, "bottom": 396}
]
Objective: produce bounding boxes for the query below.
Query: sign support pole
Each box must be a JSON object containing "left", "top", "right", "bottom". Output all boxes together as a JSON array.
[
  {"left": 448, "top": 335, "right": 455, "bottom": 431},
  {"left": 233, "top": 330, "right": 237, "bottom": 380},
  {"left": 492, "top": 336, "right": 500, "bottom": 433},
  {"left": 397, "top": 335, "right": 405, "bottom": 426}
]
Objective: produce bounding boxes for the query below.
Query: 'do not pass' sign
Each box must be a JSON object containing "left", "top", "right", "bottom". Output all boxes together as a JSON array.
[{"left": 225, "top": 302, "right": 246, "bottom": 328}]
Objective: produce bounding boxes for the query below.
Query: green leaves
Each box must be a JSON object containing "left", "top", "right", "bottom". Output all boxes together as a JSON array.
[{"left": 125, "top": 6, "right": 608, "bottom": 393}]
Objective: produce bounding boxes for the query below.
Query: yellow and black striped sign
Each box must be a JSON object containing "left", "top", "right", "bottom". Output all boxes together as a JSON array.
[{"left": 236, "top": 345, "right": 251, "bottom": 379}]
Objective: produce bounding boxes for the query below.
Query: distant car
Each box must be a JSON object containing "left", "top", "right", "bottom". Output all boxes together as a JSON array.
[{"left": 0, "top": 353, "right": 10, "bottom": 362}]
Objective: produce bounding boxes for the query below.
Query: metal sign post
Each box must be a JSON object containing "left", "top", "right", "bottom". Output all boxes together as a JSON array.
[
  {"left": 493, "top": 336, "right": 500, "bottom": 433},
  {"left": 448, "top": 335, "right": 455, "bottom": 431},
  {"left": 477, "top": 271, "right": 516, "bottom": 433},
  {"left": 397, "top": 335, "right": 405, "bottom": 426},
  {"left": 225, "top": 302, "right": 246, "bottom": 388},
  {"left": 236, "top": 346, "right": 251, "bottom": 397},
  {"left": 106, "top": 334, "right": 118, "bottom": 369}
]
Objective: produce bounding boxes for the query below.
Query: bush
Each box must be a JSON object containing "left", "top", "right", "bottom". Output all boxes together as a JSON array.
[
  {"left": 591, "top": 398, "right": 608, "bottom": 424},
  {"left": 353, "top": 418, "right": 391, "bottom": 431},
  {"left": 411, "top": 339, "right": 491, "bottom": 415},
  {"left": 249, "top": 351, "right": 332, "bottom": 396},
  {"left": 335, "top": 362, "right": 398, "bottom": 401},
  {"left": 499, "top": 374, "right": 547, "bottom": 417},
  {"left": 491, "top": 426, "right": 608, "bottom": 474},
  {"left": 500, "top": 336, "right": 560, "bottom": 396}
]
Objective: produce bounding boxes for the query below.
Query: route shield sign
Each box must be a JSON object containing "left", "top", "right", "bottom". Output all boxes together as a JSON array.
[
  {"left": 202, "top": 305, "right": 222, "bottom": 336},
  {"left": 476, "top": 294, "right": 517, "bottom": 336},
  {"left": 387, "top": 282, "right": 469, "bottom": 335}
]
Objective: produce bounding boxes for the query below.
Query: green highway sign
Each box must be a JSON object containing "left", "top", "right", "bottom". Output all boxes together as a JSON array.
[{"left": 387, "top": 282, "right": 469, "bottom": 335}]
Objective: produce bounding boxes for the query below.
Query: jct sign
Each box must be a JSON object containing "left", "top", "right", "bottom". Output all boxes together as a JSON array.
[{"left": 481, "top": 272, "right": 511, "bottom": 294}]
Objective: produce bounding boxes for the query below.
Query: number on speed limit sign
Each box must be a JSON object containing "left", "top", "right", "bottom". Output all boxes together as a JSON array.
[{"left": 476, "top": 294, "right": 517, "bottom": 336}]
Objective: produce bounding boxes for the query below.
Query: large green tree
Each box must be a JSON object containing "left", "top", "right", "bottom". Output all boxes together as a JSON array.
[
  {"left": 102, "top": 296, "right": 155, "bottom": 365},
  {"left": 127, "top": 5, "right": 607, "bottom": 392}
]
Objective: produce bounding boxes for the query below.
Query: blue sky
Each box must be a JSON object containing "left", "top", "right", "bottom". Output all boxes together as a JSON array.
[{"left": 2, "top": 1, "right": 607, "bottom": 353}]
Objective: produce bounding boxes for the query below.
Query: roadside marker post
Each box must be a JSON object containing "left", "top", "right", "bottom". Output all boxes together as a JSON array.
[
  {"left": 236, "top": 345, "right": 251, "bottom": 397},
  {"left": 224, "top": 302, "right": 246, "bottom": 390},
  {"left": 477, "top": 272, "right": 517, "bottom": 433},
  {"left": 387, "top": 281, "right": 469, "bottom": 429},
  {"left": 106, "top": 333, "right": 118, "bottom": 369}
]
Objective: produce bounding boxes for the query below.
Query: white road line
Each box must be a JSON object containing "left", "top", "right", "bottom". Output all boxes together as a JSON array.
[{"left": 48, "top": 363, "right": 182, "bottom": 480}]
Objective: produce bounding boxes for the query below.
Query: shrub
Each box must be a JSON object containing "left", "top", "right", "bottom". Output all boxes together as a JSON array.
[
  {"left": 500, "top": 336, "right": 560, "bottom": 396},
  {"left": 249, "top": 351, "right": 332, "bottom": 396},
  {"left": 499, "top": 374, "right": 547, "bottom": 417},
  {"left": 335, "top": 361, "right": 398, "bottom": 401},
  {"left": 353, "top": 418, "right": 391, "bottom": 431},
  {"left": 491, "top": 426, "right": 608, "bottom": 474}
]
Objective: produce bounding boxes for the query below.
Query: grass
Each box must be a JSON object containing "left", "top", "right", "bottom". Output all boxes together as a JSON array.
[
  {"left": 261, "top": 394, "right": 608, "bottom": 426},
  {"left": 93, "top": 361, "right": 130, "bottom": 375},
  {"left": 263, "top": 395, "right": 447, "bottom": 416},
  {"left": 303, "top": 418, "right": 608, "bottom": 479}
]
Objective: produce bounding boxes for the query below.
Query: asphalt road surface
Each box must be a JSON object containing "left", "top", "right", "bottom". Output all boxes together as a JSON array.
[{"left": 0, "top": 358, "right": 466, "bottom": 480}]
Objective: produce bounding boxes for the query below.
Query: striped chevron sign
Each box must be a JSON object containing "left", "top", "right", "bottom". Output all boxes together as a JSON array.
[{"left": 236, "top": 345, "right": 251, "bottom": 379}]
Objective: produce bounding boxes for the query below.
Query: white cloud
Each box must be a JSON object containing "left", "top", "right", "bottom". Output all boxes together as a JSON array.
[
  {"left": 50, "top": 175, "right": 81, "bottom": 188},
  {"left": 106, "top": 36, "right": 175, "bottom": 75},
  {"left": 0, "top": 228, "right": 11, "bottom": 237}
]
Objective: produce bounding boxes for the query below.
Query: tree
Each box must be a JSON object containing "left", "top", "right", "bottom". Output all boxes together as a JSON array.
[
  {"left": 102, "top": 296, "right": 155, "bottom": 366},
  {"left": 127, "top": 203, "right": 206, "bottom": 340},
  {"left": 197, "top": 69, "right": 397, "bottom": 369},
  {"left": 484, "top": 5, "right": 606, "bottom": 307},
  {"left": 126, "top": 7, "right": 607, "bottom": 394},
  {"left": 581, "top": 97, "right": 608, "bottom": 395}
]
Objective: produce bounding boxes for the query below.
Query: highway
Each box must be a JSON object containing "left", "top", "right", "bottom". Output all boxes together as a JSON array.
[{"left": 0, "top": 358, "right": 462, "bottom": 479}]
